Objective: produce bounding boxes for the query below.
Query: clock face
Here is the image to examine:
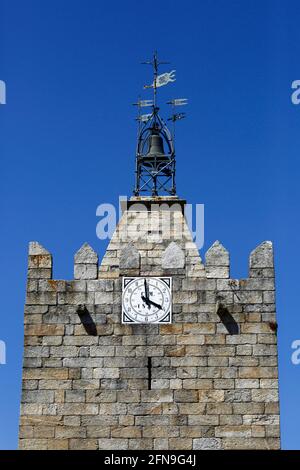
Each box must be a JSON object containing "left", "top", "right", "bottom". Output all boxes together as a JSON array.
[{"left": 122, "top": 277, "right": 172, "bottom": 324}]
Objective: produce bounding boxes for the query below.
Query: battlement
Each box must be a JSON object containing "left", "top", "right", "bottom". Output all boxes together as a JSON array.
[
  {"left": 26, "top": 239, "right": 276, "bottom": 333},
  {"left": 26, "top": 239, "right": 275, "bottom": 284}
]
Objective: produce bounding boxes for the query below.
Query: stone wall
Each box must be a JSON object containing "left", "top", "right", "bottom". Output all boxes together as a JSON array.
[{"left": 19, "top": 201, "right": 280, "bottom": 450}]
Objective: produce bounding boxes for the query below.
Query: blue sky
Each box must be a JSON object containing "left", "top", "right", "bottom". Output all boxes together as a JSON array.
[{"left": 1, "top": 0, "right": 300, "bottom": 449}]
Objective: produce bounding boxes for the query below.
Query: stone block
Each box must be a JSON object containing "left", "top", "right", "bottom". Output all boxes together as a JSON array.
[
  {"left": 111, "top": 426, "right": 142, "bottom": 438},
  {"left": 206, "top": 266, "right": 229, "bottom": 278},
  {"left": 119, "top": 243, "right": 140, "bottom": 269},
  {"left": 39, "top": 280, "right": 66, "bottom": 293},
  {"left": 90, "top": 346, "right": 115, "bottom": 357},
  {"left": 26, "top": 292, "right": 57, "bottom": 305},
  {"left": 265, "top": 425, "right": 280, "bottom": 437},
  {"left": 233, "top": 403, "right": 264, "bottom": 414},
  {"left": 42, "top": 336, "right": 63, "bottom": 346},
  {"left": 28, "top": 268, "right": 52, "bottom": 279},
  {"left": 239, "top": 367, "right": 277, "bottom": 379},
  {"left": 215, "top": 425, "right": 252, "bottom": 438},
  {"left": 224, "top": 390, "right": 251, "bottom": 403},
  {"left": 81, "top": 416, "right": 118, "bottom": 426},
  {"left": 57, "top": 404, "right": 98, "bottom": 415},
  {"left": 98, "top": 438, "right": 129, "bottom": 450},
  {"left": 198, "top": 390, "right": 225, "bottom": 403},
  {"left": 141, "top": 390, "right": 173, "bottom": 403},
  {"left": 94, "top": 292, "right": 114, "bottom": 304},
  {"left": 39, "top": 380, "right": 71, "bottom": 390},
  {"left": 86, "top": 426, "right": 111, "bottom": 438},
  {"left": 28, "top": 253, "right": 52, "bottom": 269},
  {"left": 243, "top": 414, "right": 279, "bottom": 425},
  {"left": 143, "top": 426, "right": 178, "bottom": 438},
  {"left": 260, "top": 379, "right": 278, "bottom": 389},
  {"left": 168, "top": 438, "right": 192, "bottom": 450},
  {"left": 69, "top": 438, "right": 98, "bottom": 450},
  {"left": 24, "top": 346, "right": 49, "bottom": 358},
  {"left": 72, "top": 379, "right": 100, "bottom": 390},
  {"left": 160, "top": 324, "right": 182, "bottom": 334},
  {"left": 93, "top": 368, "right": 120, "bottom": 379},
  {"left": 65, "top": 391, "right": 86, "bottom": 403},
  {"left": 162, "top": 242, "right": 185, "bottom": 268},
  {"left": 127, "top": 403, "right": 161, "bottom": 415},
  {"left": 183, "top": 323, "right": 215, "bottom": 335},
  {"left": 182, "top": 278, "right": 216, "bottom": 291},
  {"left": 193, "top": 438, "right": 222, "bottom": 450},
  {"left": 86, "top": 390, "right": 116, "bottom": 403},
  {"left": 129, "top": 438, "right": 154, "bottom": 450},
  {"left": 56, "top": 427, "right": 86, "bottom": 439},
  {"left": 214, "top": 379, "right": 235, "bottom": 389},
  {"left": 205, "top": 241, "right": 229, "bottom": 266},
  {"left": 251, "top": 389, "right": 279, "bottom": 402},
  {"left": 220, "top": 415, "right": 242, "bottom": 426},
  {"left": 235, "top": 379, "right": 259, "bottom": 389},
  {"left": 253, "top": 345, "right": 277, "bottom": 356},
  {"left": 154, "top": 438, "right": 169, "bottom": 450},
  {"left": 239, "top": 278, "right": 274, "bottom": 291},
  {"left": 25, "top": 325, "right": 64, "bottom": 336},
  {"left": 188, "top": 415, "right": 219, "bottom": 426},
  {"left": 19, "top": 439, "right": 48, "bottom": 450},
  {"left": 241, "top": 323, "right": 272, "bottom": 334},
  {"left": 117, "top": 391, "right": 140, "bottom": 403},
  {"left": 99, "top": 403, "right": 127, "bottom": 415},
  {"left": 174, "top": 390, "right": 198, "bottom": 402},
  {"left": 74, "top": 264, "right": 98, "bottom": 280},
  {"left": 222, "top": 437, "right": 280, "bottom": 450},
  {"left": 165, "top": 346, "right": 185, "bottom": 357},
  {"left": 74, "top": 243, "right": 98, "bottom": 264},
  {"left": 182, "top": 379, "right": 212, "bottom": 389},
  {"left": 173, "top": 291, "right": 197, "bottom": 304},
  {"left": 249, "top": 241, "right": 274, "bottom": 269},
  {"left": 22, "top": 391, "right": 54, "bottom": 404}
]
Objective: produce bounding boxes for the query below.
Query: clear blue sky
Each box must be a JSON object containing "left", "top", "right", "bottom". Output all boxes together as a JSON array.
[{"left": 1, "top": 0, "right": 300, "bottom": 449}]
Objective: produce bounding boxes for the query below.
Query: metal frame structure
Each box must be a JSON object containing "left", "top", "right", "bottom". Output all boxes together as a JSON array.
[{"left": 133, "top": 52, "right": 186, "bottom": 197}]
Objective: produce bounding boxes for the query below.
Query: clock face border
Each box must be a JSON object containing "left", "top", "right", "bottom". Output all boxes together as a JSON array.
[{"left": 122, "top": 277, "right": 172, "bottom": 325}]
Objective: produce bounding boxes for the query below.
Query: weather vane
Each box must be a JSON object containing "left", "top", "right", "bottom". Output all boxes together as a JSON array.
[{"left": 133, "top": 51, "right": 187, "bottom": 197}]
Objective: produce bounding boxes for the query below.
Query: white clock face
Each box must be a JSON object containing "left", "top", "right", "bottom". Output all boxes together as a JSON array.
[{"left": 122, "top": 277, "right": 172, "bottom": 324}]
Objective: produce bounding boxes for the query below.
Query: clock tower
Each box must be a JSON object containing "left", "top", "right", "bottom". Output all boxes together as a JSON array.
[{"left": 19, "top": 54, "right": 280, "bottom": 450}]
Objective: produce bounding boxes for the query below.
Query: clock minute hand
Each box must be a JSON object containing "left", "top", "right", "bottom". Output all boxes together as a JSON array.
[{"left": 144, "top": 279, "right": 149, "bottom": 300}]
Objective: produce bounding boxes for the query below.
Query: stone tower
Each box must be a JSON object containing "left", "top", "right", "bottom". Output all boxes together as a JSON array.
[
  {"left": 19, "top": 55, "right": 280, "bottom": 450},
  {"left": 19, "top": 201, "right": 280, "bottom": 450}
]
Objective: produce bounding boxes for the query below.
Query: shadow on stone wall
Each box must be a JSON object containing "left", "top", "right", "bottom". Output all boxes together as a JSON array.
[
  {"left": 216, "top": 304, "right": 239, "bottom": 335},
  {"left": 77, "top": 305, "right": 97, "bottom": 336}
]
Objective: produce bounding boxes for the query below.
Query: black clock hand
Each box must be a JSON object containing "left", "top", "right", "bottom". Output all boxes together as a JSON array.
[
  {"left": 141, "top": 294, "right": 151, "bottom": 309},
  {"left": 141, "top": 294, "right": 162, "bottom": 310},
  {"left": 148, "top": 299, "right": 162, "bottom": 310},
  {"left": 144, "top": 278, "right": 149, "bottom": 300}
]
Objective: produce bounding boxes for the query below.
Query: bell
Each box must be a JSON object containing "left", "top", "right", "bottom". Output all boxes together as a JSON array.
[{"left": 145, "top": 130, "right": 165, "bottom": 158}]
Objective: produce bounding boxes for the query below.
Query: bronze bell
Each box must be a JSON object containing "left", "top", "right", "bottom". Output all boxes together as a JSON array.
[{"left": 145, "top": 130, "right": 167, "bottom": 160}]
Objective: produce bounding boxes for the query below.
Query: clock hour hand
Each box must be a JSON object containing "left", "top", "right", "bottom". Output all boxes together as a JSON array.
[
  {"left": 148, "top": 299, "right": 162, "bottom": 310},
  {"left": 141, "top": 294, "right": 151, "bottom": 309},
  {"left": 141, "top": 294, "right": 162, "bottom": 310}
]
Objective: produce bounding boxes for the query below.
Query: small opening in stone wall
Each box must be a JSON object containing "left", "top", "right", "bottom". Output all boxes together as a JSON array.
[
  {"left": 147, "top": 357, "right": 152, "bottom": 390},
  {"left": 148, "top": 230, "right": 163, "bottom": 235}
]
